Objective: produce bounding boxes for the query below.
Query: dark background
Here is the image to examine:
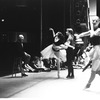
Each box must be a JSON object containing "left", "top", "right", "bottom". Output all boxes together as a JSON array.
[
  {"left": 97, "top": 0, "right": 100, "bottom": 22},
  {"left": 0, "top": 0, "right": 99, "bottom": 76},
  {"left": 0, "top": 0, "right": 71, "bottom": 76}
]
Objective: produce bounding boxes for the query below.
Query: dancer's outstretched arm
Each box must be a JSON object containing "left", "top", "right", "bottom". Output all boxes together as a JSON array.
[
  {"left": 76, "top": 24, "right": 100, "bottom": 38},
  {"left": 76, "top": 31, "right": 91, "bottom": 38}
]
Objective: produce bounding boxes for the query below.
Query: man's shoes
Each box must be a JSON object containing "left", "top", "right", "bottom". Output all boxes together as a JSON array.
[
  {"left": 22, "top": 73, "right": 28, "bottom": 77},
  {"left": 66, "top": 75, "right": 70, "bottom": 78},
  {"left": 66, "top": 75, "right": 74, "bottom": 79},
  {"left": 70, "top": 75, "right": 74, "bottom": 79}
]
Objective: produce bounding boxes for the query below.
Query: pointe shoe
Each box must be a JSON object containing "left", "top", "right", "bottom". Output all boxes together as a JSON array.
[
  {"left": 58, "top": 75, "right": 60, "bottom": 78},
  {"left": 85, "top": 83, "right": 91, "bottom": 89}
]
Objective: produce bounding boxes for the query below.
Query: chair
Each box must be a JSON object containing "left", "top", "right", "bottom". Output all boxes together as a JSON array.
[{"left": 12, "top": 57, "right": 23, "bottom": 77}]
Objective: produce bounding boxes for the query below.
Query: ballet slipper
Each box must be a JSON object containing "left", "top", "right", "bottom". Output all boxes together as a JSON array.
[{"left": 85, "top": 83, "right": 91, "bottom": 89}]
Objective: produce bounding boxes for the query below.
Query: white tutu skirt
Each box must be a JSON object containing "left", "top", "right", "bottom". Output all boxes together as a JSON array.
[
  {"left": 89, "top": 46, "right": 100, "bottom": 71},
  {"left": 41, "top": 44, "right": 66, "bottom": 62}
]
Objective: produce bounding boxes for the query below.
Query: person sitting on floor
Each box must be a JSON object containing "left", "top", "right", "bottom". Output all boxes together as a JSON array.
[{"left": 31, "top": 56, "right": 50, "bottom": 72}]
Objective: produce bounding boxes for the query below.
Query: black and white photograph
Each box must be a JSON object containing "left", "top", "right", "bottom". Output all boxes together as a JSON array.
[{"left": 0, "top": 0, "right": 100, "bottom": 100}]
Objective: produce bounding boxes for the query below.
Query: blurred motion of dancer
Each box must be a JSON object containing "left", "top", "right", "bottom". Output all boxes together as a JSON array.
[
  {"left": 76, "top": 16, "right": 100, "bottom": 89},
  {"left": 41, "top": 28, "right": 70, "bottom": 78}
]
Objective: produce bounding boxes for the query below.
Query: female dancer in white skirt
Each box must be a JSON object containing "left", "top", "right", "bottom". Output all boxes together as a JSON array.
[
  {"left": 41, "top": 28, "right": 74, "bottom": 78},
  {"left": 76, "top": 16, "right": 100, "bottom": 88}
]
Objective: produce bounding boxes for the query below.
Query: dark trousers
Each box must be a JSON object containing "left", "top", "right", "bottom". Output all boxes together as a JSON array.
[
  {"left": 67, "top": 61, "right": 74, "bottom": 76},
  {"left": 66, "top": 48, "right": 74, "bottom": 77}
]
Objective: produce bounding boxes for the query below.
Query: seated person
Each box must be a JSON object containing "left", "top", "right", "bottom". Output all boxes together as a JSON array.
[
  {"left": 31, "top": 56, "right": 50, "bottom": 72},
  {"left": 16, "top": 34, "right": 33, "bottom": 76},
  {"left": 42, "top": 58, "right": 51, "bottom": 69},
  {"left": 49, "top": 58, "right": 57, "bottom": 70}
]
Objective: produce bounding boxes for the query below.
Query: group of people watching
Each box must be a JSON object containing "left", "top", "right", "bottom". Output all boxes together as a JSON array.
[{"left": 14, "top": 34, "right": 52, "bottom": 77}]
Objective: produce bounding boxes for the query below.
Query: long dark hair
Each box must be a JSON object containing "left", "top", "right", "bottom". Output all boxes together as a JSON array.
[{"left": 54, "top": 32, "right": 65, "bottom": 45}]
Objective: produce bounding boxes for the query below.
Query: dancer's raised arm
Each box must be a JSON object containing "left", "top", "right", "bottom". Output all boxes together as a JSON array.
[
  {"left": 49, "top": 28, "right": 56, "bottom": 37},
  {"left": 77, "top": 16, "right": 100, "bottom": 39}
]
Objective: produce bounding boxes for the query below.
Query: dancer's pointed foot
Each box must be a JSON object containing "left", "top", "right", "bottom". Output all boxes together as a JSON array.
[
  {"left": 58, "top": 75, "right": 60, "bottom": 79},
  {"left": 85, "top": 83, "right": 91, "bottom": 89}
]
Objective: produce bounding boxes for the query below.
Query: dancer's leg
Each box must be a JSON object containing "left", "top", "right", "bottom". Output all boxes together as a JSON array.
[
  {"left": 54, "top": 51, "right": 60, "bottom": 78},
  {"left": 85, "top": 70, "right": 96, "bottom": 88},
  {"left": 57, "top": 59, "right": 60, "bottom": 78}
]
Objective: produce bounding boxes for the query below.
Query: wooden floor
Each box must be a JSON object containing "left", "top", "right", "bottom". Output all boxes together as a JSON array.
[{"left": 0, "top": 69, "right": 100, "bottom": 100}]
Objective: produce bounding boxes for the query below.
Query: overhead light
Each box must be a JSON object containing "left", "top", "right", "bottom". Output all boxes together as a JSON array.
[{"left": 1, "top": 19, "right": 4, "bottom": 22}]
